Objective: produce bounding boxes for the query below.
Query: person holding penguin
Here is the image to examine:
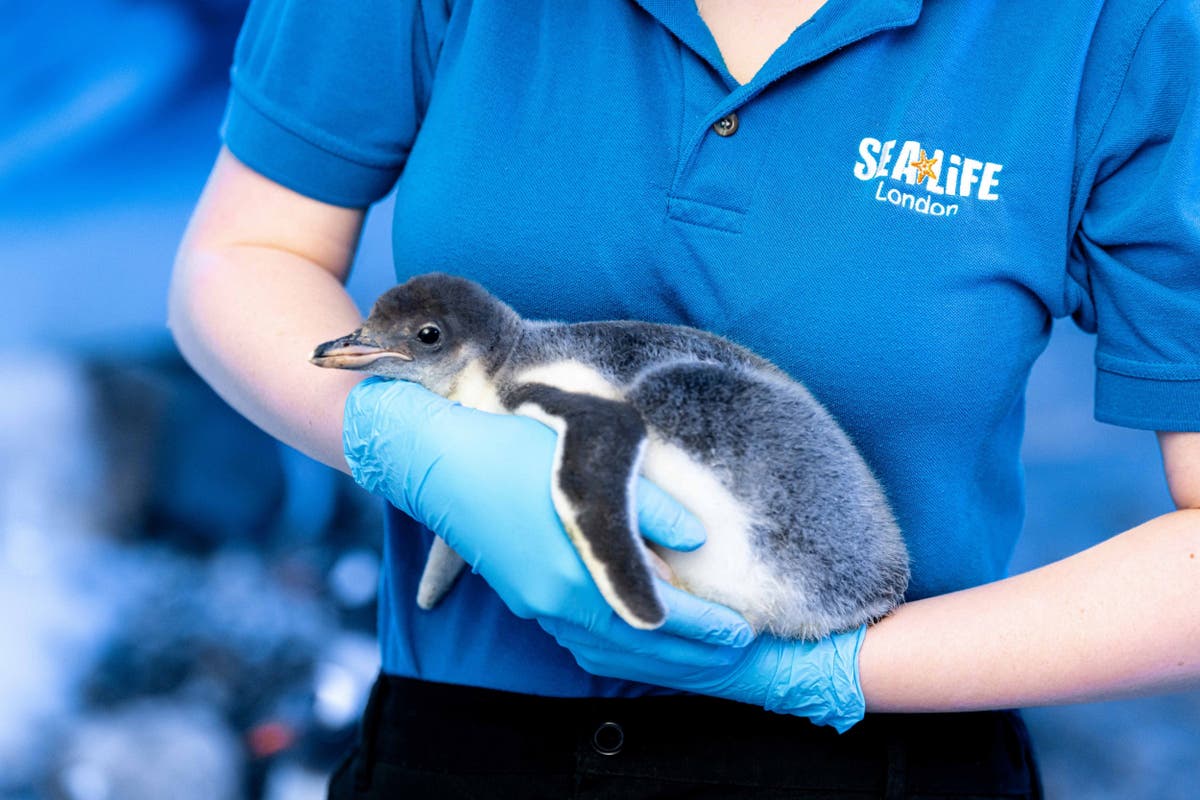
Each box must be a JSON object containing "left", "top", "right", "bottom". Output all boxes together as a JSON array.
[{"left": 169, "top": 0, "right": 1200, "bottom": 797}]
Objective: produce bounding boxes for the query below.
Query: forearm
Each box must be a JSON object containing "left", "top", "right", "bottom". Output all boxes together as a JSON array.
[
  {"left": 859, "top": 508, "right": 1200, "bottom": 712},
  {"left": 168, "top": 245, "right": 365, "bottom": 472}
]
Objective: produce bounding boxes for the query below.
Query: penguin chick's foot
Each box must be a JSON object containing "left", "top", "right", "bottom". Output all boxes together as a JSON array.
[{"left": 416, "top": 537, "right": 468, "bottom": 610}]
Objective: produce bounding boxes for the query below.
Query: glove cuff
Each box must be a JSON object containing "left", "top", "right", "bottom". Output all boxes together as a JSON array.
[
  {"left": 343, "top": 376, "right": 443, "bottom": 519},
  {"left": 343, "top": 377, "right": 393, "bottom": 497},
  {"left": 763, "top": 625, "right": 867, "bottom": 734}
]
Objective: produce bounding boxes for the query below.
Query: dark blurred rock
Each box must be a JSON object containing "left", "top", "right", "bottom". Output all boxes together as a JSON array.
[
  {"left": 85, "top": 354, "right": 287, "bottom": 552},
  {"left": 83, "top": 548, "right": 333, "bottom": 730}
]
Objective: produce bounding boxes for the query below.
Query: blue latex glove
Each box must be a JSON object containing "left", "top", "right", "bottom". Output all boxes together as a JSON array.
[
  {"left": 540, "top": 588, "right": 867, "bottom": 733},
  {"left": 342, "top": 377, "right": 752, "bottom": 644}
]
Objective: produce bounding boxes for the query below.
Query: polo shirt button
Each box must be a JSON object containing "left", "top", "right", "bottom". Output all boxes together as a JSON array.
[
  {"left": 712, "top": 113, "right": 739, "bottom": 137},
  {"left": 591, "top": 721, "right": 624, "bottom": 756}
]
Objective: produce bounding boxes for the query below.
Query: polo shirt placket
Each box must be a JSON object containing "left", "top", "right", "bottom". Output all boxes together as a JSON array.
[{"left": 633, "top": 0, "right": 923, "bottom": 234}]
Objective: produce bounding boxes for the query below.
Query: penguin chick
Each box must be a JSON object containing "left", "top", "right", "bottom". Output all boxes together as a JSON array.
[{"left": 312, "top": 273, "right": 909, "bottom": 639}]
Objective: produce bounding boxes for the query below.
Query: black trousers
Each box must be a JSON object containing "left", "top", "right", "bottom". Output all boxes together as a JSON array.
[{"left": 328, "top": 674, "right": 1043, "bottom": 799}]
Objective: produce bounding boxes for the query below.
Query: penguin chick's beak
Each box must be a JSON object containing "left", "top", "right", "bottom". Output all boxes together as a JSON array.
[{"left": 310, "top": 330, "right": 414, "bottom": 370}]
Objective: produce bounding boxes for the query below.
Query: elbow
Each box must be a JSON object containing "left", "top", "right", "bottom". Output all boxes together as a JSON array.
[
  {"left": 1158, "top": 431, "right": 1200, "bottom": 511},
  {"left": 166, "top": 246, "right": 201, "bottom": 353},
  {"left": 1170, "top": 493, "right": 1200, "bottom": 513},
  {"left": 1164, "top": 471, "right": 1200, "bottom": 512},
  {"left": 166, "top": 245, "right": 227, "bottom": 370},
  {"left": 1166, "top": 484, "right": 1200, "bottom": 513}
]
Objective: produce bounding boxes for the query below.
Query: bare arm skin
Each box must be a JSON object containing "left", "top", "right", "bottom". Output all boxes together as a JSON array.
[
  {"left": 168, "top": 148, "right": 367, "bottom": 473},
  {"left": 1160, "top": 431, "right": 1200, "bottom": 511},
  {"left": 859, "top": 432, "right": 1200, "bottom": 712}
]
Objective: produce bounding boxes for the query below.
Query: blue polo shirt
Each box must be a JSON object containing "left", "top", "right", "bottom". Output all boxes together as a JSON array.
[{"left": 222, "top": 0, "right": 1200, "bottom": 697}]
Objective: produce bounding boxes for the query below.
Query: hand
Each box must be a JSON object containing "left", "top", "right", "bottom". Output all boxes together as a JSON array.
[
  {"left": 540, "top": 587, "right": 867, "bottom": 733},
  {"left": 342, "top": 377, "right": 751, "bottom": 644}
]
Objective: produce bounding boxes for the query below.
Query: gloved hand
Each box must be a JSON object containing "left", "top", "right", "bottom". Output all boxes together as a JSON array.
[
  {"left": 540, "top": 590, "right": 867, "bottom": 733},
  {"left": 342, "top": 377, "right": 752, "bottom": 645}
]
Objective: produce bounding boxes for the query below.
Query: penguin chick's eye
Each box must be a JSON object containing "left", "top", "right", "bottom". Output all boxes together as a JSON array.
[{"left": 416, "top": 325, "right": 441, "bottom": 345}]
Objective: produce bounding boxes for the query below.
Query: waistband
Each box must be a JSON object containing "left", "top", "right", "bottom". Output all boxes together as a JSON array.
[{"left": 343, "top": 674, "right": 1042, "bottom": 799}]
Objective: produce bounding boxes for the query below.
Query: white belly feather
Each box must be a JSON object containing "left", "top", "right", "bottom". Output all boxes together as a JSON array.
[
  {"left": 513, "top": 361, "right": 625, "bottom": 402},
  {"left": 640, "top": 437, "right": 783, "bottom": 630},
  {"left": 446, "top": 359, "right": 505, "bottom": 412}
]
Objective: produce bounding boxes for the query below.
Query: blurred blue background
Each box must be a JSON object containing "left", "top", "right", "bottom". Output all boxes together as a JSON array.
[{"left": 1, "top": 2, "right": 1196, "bottom": 797}]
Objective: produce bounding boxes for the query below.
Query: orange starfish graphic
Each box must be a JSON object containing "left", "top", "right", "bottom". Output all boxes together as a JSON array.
[{"left": 912, "top": 149, "right": 939, "bottom": 184}]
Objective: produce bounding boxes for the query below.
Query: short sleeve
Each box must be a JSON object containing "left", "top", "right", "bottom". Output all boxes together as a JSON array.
[
  {"left": 221, "top": 0, "right": 451, "bottom": 207},
  {"left": 1068, "top": 0, "right": 1200, "bottom": 431}
]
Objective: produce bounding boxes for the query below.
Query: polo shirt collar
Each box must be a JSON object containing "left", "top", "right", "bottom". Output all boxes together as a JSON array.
[{"left": 632, "top": 0, "right": 923, "bottom": 92}]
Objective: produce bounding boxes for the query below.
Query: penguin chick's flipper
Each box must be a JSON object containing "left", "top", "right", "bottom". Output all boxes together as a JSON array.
[
  {"left": 507, "top": 383, "right": 666, "bottom": 630},
  {"left": 417, "top": 537, "right": 467, "bottom": 610}
]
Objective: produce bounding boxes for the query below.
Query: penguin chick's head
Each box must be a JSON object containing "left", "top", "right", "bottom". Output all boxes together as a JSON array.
[{"left": 310, "top": 273, "right": 521, "bottom": 396}]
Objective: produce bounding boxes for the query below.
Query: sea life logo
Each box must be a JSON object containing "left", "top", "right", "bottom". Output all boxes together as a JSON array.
[{"left": 852, "top": 137, "right": 1002, "bottom": 218}]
